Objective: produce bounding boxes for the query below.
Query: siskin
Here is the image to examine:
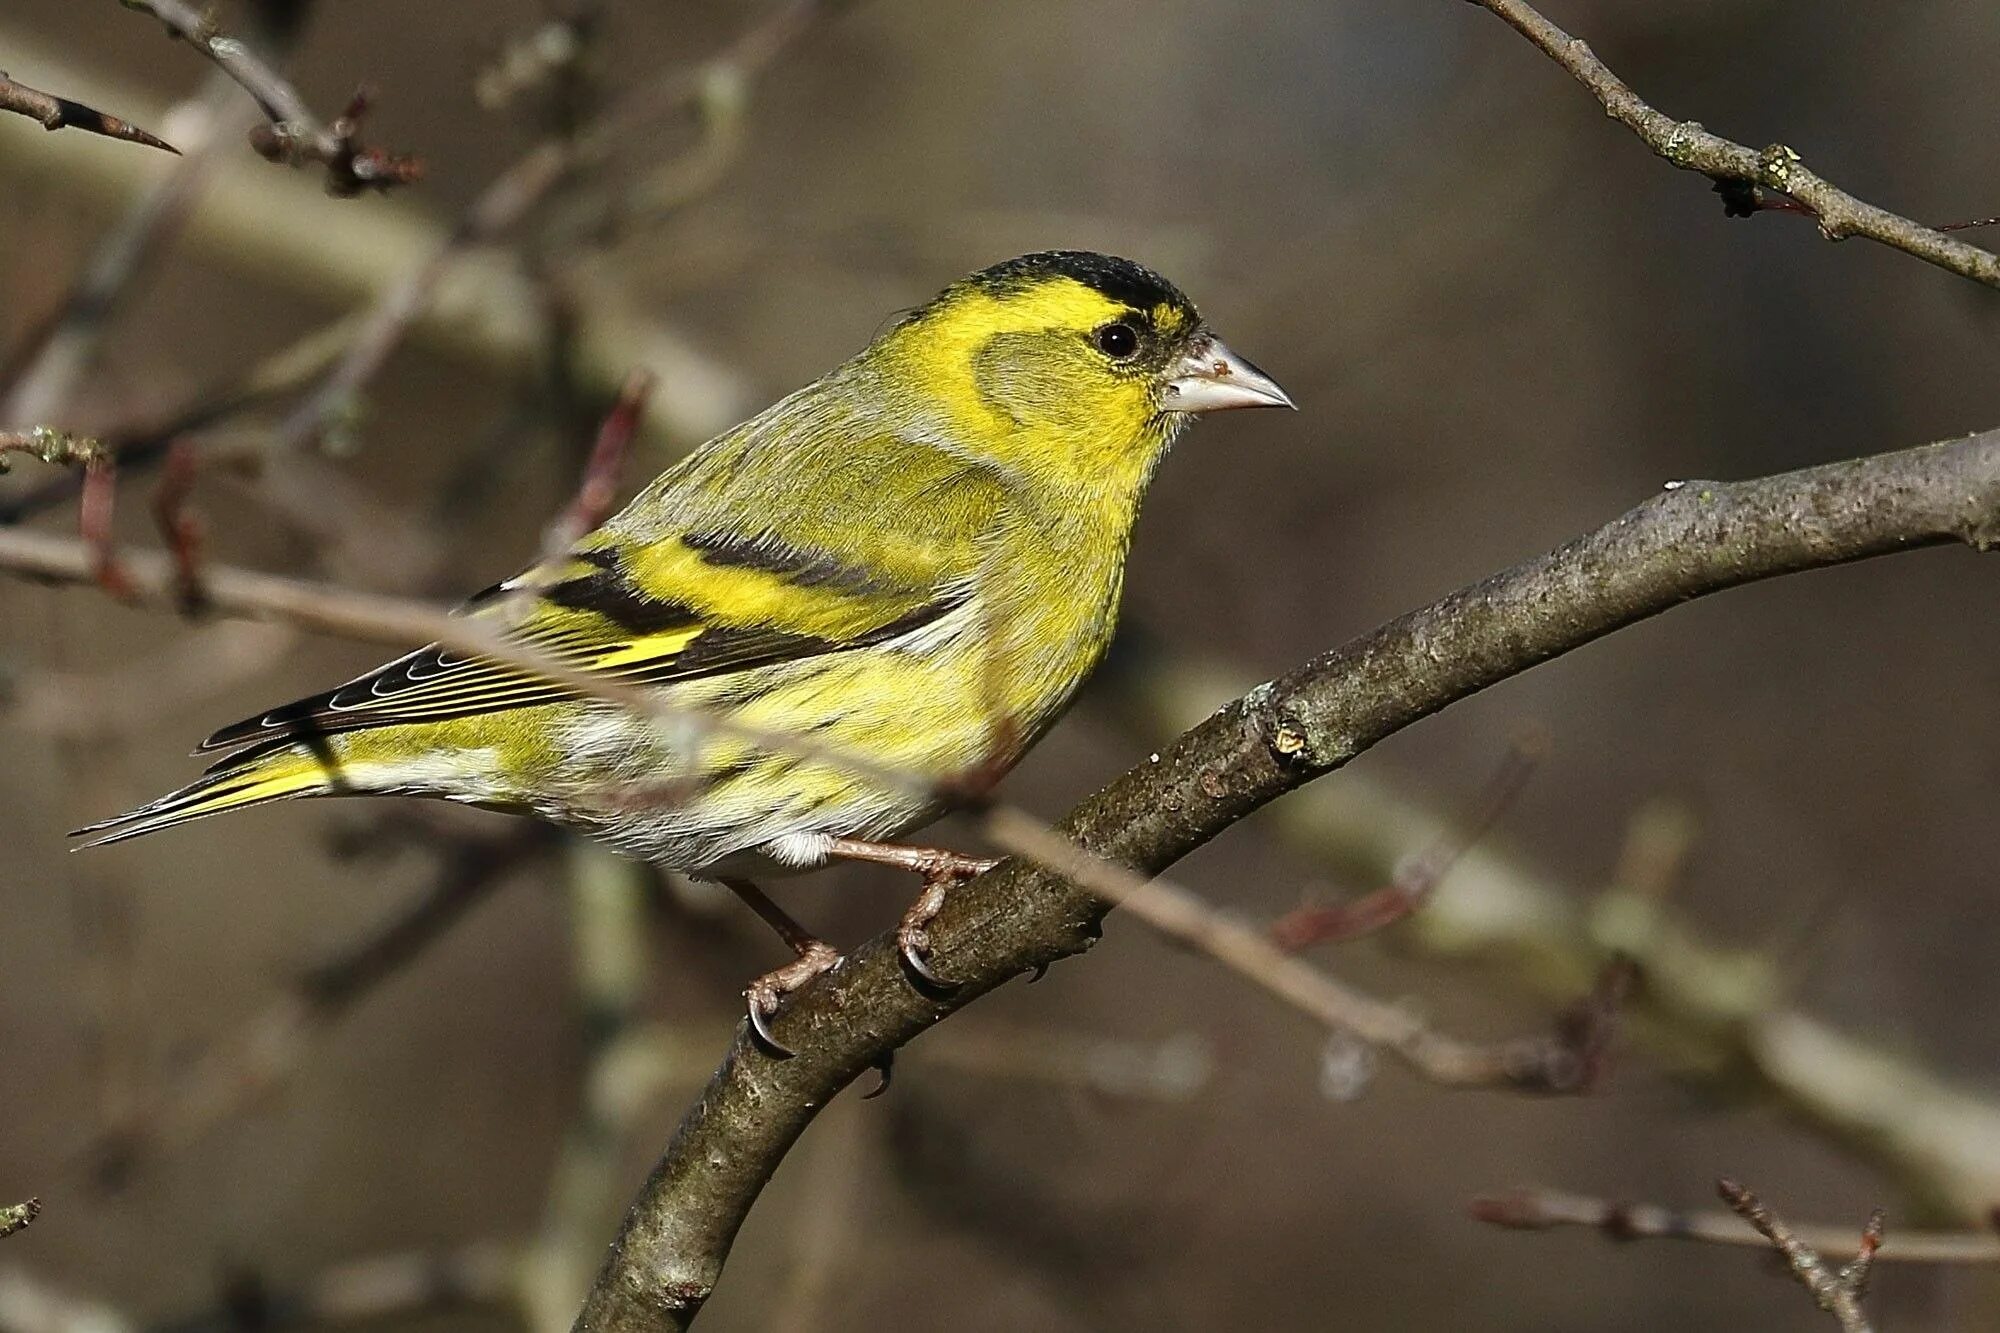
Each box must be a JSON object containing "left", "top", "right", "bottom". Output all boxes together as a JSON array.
[{"left": 80, "top": 251, "right": 1293, "bottom": 1048}]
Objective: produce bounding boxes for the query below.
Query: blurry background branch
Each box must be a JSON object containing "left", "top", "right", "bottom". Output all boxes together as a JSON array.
[
  {"left": 267, "top": 0, "right": 831, "bottom": 455},
  {"left": 1102, "top": 646, "right": 2000, "bottom": 1223},
  {"left": 0, "top": 26, "right": 752, "bottom": 455},
  {"left": 572, "top": 431, "right": 2000, "bottom": 1329},
  {"left": 1467, "top": 0, "right": 2000, "bottom": 289},
  {"left": 2, "top": 0, "right": 304, "bottom": 433},
  {"left": 1474, "top": 1183, "right": 1991, "bottom": 1265}
]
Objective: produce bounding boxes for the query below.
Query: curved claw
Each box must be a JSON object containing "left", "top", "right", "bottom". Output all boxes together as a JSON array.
[
  {"left": 899, "top": 933, "right": 958, "bottom": 992},
  {"left": 1026, "top": 961, "right": 1050, "bottom": 984},
  {"left": 745, "top": 991, "right": 796, "bottom": 1059}
]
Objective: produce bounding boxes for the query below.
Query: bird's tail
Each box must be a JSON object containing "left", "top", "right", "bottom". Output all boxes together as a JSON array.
[{"left": 71, "top": 743, "right": 335, "bottom": 848}]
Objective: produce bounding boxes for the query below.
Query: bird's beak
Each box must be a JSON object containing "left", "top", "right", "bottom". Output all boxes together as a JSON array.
[{"left": 1161, "top": 334, "right": 1295, "bottom": 413}]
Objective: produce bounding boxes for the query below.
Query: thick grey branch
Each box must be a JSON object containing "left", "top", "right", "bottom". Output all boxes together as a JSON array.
[
  {"left": 571, "top": 430, "right": 2000, "bottom": 1329},
  {"left": 1468, "top": 0, "right": 2000, "bottom": 289}
]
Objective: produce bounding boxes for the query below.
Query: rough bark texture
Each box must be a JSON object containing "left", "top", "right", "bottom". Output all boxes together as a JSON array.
[{"left": 571, "top": 431, "right": 2000, "bottom": 1330}]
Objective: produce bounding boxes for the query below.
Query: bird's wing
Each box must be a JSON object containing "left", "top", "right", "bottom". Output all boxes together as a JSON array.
[{"left": 200, "top": 430, "right": 1001, "bottom": 757}]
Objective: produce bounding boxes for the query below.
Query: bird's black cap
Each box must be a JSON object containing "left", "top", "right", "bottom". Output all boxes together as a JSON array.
[{"left": 963, "top": 250, "right": 1197, "bottom": 321}]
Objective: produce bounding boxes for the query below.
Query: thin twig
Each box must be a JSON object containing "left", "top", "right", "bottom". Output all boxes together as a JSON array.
[
  {"left": 0, "top": 428, "right": 108, "bottom": 472},
  {"left": 1717, "top": 1179, "right": 1883, "bottom": 1332},
  {"left": 0, "top": 69, "right": 176, "bottom": 152},
  {"left": 150, "top": 439, "right": 204, "bottom": 611},
  {"left": 0, "top": 1200, "right": 39, "bottom": 1240},
  {"left": 1474, "top": 1185, "right": 1974, "bottom": 1266},
  {"left": 1467, "top": 0, "right": 2000, "bottom": 289},
  {"left": 115, "top": 0, "right": 420, "bottom": 195},
  {"left": 982, "top": 808, "right": 1594, "bottom": 1092}
]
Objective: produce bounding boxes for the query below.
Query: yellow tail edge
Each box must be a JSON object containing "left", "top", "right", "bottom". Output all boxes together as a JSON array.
[{"left": 71, "top": 753, "right": 329, "bottom": 848}]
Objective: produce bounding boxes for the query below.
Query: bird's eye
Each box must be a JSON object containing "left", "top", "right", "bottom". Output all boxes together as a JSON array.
[{"left": 1094, "top": 321, "right": 1140, "bottom": 360}]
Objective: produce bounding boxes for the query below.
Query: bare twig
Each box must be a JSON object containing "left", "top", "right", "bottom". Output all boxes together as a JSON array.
[
  {"left": 981, "top": 809, "right": 1594, "bottom": 1093},
  {"left": 0, "top": 1201, "right": 38, "bottom": 1241},
  {"left": 1716, "top": 1179, "right": 1882, "bottom": 1332},
  {"left": 1467, "top": 0, "right": 2000, "bottom": 289},
  {"left": 2, "top": 315, "right": 354, "bottom": 524},
  {"left": 115, "top": 0, "right": 420, "bottom": 195},
  {"left": 0, "top": 428, "right": 108, "bottom": 472},
  {"left": 0, "top": 70, "right": 175, "bottom": 152},
  {"left": 1474, "top": 1185, "right": 1986, "bottom": 1264},
  {"left": 150, "top": 439, "right": 204, "bottom": 610}
]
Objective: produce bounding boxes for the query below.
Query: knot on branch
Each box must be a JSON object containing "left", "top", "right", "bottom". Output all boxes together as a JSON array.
[{"left": 248, "top": 88, "right": 424, "bottom": 197}]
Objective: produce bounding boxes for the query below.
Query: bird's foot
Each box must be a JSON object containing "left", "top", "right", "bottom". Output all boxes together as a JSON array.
[
  {"left": 822, "top": 838, "right": 998, "bottom": 988},
  {"left": 743, "top": 939, "right": 843, "bottom": 1059}
]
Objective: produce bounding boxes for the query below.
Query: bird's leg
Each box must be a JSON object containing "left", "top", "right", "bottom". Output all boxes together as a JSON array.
[
  {"left": 720, "top": 877, "right": 842, "bottom": 1059},
  {"left": 822, "top": 837, "right": 999, "bottom": 988}
]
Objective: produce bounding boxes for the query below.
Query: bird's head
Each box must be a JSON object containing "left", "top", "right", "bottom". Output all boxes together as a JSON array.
[{"left": 867, "top": 250, "right": 1293, "bottom": 497}]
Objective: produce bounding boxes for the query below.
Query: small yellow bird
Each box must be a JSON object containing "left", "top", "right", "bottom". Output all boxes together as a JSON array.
[{"left": 80, "top": 251, "right": 1292, "bottom": 1048}]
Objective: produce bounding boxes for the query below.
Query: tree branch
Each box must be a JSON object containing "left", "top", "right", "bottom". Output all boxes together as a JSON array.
[
  {"left": 1475, "top": 1184, "right": 1993, "bottom": 1264},
  {"left": 5, "top": 432, "right": 1996, "bottom": 1325},
  {"left": 115, "top": 0, "right": 420, "bottom": 195},
  {"left": 0, "top": 1200, "right": 38, "bottom": 1241},
  {"left": 564, "top": 431, "right": 1999, "bottom": 1329},
  {"left": 1718, "top": 1180, "right": 1882, "bottom": 1332},
  {"left": 1466, "top": 0, "right": 2000, "bottom": 289},
  {"left": 0, "top": 70, "right": 176, "bottom": 153}
]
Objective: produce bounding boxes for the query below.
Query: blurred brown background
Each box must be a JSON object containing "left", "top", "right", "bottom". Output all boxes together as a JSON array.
[{"left": 4, "top": 1, "right": 2000, "bottom": 1328}]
